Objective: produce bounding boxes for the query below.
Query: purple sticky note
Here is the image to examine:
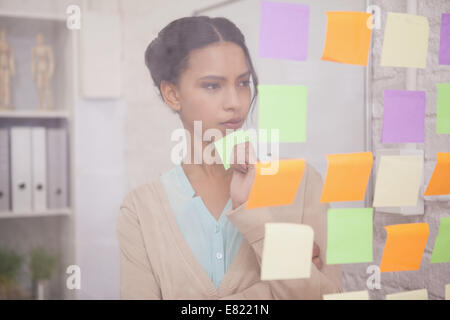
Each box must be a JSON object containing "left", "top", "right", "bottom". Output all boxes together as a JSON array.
[
  {"left": 439, "top": 13, "right": 450, "bottom": 65},
  {"left": 382, "top": 90, "right": 426, "bottom": 143},
  {"left": 259, "top": 0, "right": 310, "bottom": 61}
]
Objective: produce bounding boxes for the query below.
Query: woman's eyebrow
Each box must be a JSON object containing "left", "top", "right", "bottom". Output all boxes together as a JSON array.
[{"left": 198, "top": 70, "right": 250, "bottom": 81}]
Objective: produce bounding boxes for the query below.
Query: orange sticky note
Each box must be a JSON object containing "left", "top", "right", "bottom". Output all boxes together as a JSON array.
[
  {"left": 321, "top": 11, "right": 373, "bottom": 66},
  {"left": 380, "top": 223, "right": 429, "bottom": 272},
  {"left": 246, "top": 159, "right": 306, "bottom": 209},
  {"left": 321, "top": 152, "right": 373, "bottom": 202},
  {"left": 424, "top": 153, "right": 450, "bottom": 195}
]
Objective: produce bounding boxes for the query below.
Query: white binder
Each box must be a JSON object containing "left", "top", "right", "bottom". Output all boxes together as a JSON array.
[
  {"left": 0, "top": 127, "right": 10, "bottom": 212},
  {"left": 47, "top": 127, "right": 68, "bottom": 209},
  {"left": 31, "top": 127, "right": 47, "bottom": 212},
  {"left": 11, "top": 127, "right": 32, "bottom": 213}
]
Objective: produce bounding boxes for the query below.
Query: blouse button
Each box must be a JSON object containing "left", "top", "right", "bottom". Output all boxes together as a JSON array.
[
  {"left": 215, "top": 224, "right": 220, "bottom": 233},
  {"left": 216, "top": 252, "right": 223, "bottom": 260}
]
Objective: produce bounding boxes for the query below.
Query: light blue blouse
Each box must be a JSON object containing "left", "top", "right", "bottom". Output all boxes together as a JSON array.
[{"left": 160, "top": 164, "right": 243, "bottom": 288}]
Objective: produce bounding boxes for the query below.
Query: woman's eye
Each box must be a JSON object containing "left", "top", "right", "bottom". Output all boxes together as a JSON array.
[
  {"left": 203, "top": 83, "right": 220, "bottom": 90},
  {"left": 240, "top": 80, "right": 251, "bottom": 87}
]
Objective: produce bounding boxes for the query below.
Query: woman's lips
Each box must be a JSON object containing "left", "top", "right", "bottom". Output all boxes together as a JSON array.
[{"left": 221, "top": 119, "right": 243, "bottom": 129}]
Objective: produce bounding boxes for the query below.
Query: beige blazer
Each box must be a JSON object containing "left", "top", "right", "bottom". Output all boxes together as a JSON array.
[{"left": 116, "top": 163, "right": 342, "bottom": 299}]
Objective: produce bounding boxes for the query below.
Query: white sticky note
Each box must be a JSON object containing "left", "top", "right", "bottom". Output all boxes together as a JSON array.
[
  {"left": 445, "top": 284, "right": 450, "bottom": 300},
  {"left": 261, "top": 223, "right": 313, "bottom": 280},
  {"left": 380, "top": 12, "right": 429, "bottom": 68},
  {"left": 323, "top": 290, "right": 369, "bottom": 300},
  {"left": 386, "top": 289, "right": 428, "bottom": 300},
  {"left": 373, "top": 155, "right": 423, "bottom": 207}
]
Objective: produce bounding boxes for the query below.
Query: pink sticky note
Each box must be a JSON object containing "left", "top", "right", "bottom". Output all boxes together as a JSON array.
[
  {"left": 439, "top": 13, "right": 450, "bottom": 65},
  {"left": 258, "top": 0, "right": 310, "bottom": 61},
  {"left": 382, "top": 90, "right": 426, "bottom": 143}
]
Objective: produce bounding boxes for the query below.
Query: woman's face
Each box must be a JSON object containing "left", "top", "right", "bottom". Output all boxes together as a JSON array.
[{"left": 166, "top": 41, "right": 252, "bottom": 138}]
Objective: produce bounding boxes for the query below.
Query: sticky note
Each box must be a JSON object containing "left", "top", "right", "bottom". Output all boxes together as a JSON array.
[
  {"left": 439, "top": 14, "right": 450, "bottom": 65},
  {"left": 326, "top": 208, "right": 373, "bottom": 264},
  {"left": 381, "top": 90, "right": 426, "bottom": 143},
  {"left": 425, "top": 153, "right": 450, "bottom": 196},
  {"left": 379, "top": 223, "right": 429, "bottom": 272},
  {"left": 437, "top": 83, "right": 450, "bottom": 134},
  {"left": 321, "top": 11, "right": 373, "bottom": 66},
  {"left": 259, "top": 0, "right": 310, "bottom": 61},
  {"left": 258, "top": 85, "right": 307, "bottom": 143},
  {"left": 246, "top": 159, "right": 305, "bottom": 209},
  {"left": 214, "top": 129, "right": 257, "bottom": 170},
  {"left": 373, "top": 155, "right": 423, "bottom": 207},
  {"left": 321, "top": 152, "right": 373, "bottom": 202},
  {"left": 380, "top": 12, "right": 429, "bottom": 68},
  {"left": 374, "top": 149, "right": 424, "bottom": 215},
  {"left": 261, "top": 223, "right": 313, "bottom": 280},
  {"left": 323, "top": 290, "right": 369, "bottom": 300},
  {"left": 430, "top": 217, "right": 450, "bottom": 264},
  {"left": 446, "top": 284, "right": 450, "bottom": 300},
  {"left": 386, "top": 289, "right": 428, "bottom": 300}
]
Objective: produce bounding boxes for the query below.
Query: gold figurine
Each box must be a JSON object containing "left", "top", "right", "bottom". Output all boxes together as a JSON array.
[
  {"left": 31, "top": 33, "right": 54, "bottom": 110},
  {"left": 0, "top": 29, "right": 15, "bottom": 110}
]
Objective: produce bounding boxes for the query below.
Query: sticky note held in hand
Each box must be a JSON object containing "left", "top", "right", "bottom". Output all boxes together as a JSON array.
[{"left": 214, "top": 129, "right": 257, "bottom": 170}]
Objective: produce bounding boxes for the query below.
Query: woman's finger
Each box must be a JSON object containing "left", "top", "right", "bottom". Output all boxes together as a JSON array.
[
  {"left": 312, "top": 256, "right": 323, "bottom": 270},
  {"left": 313, "top": 242, "right": 320, "bottom": 258}
]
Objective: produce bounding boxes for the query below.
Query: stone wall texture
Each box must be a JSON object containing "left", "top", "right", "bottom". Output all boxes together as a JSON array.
[{"left": 341, "top": 0, "right": 450, "bottom": 300}]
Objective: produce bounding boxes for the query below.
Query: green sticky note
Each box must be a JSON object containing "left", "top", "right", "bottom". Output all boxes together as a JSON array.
[
  {"left": 258, "top": 85, "right": 307, "bottom": 143},
  {"left": 431, "top": 217, "right": 450, "bottom": 263},
  {"left": 437, "top": 83, "right": 450, "bottom": 134},
  {"left": 326, "top": 208, "right": 373, "bottom": 264},
  {"left": 214, "top": 129, "right": 257, "bottom": 170}
]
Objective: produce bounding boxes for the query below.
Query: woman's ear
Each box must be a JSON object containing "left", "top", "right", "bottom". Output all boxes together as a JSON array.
[{"left": 160, "top": 80, "right": 181, "bottom": 113}]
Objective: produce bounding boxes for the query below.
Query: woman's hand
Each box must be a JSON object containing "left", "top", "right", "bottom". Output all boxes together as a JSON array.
[
  {"left": 229, "top": 142, "right": 323, "bottom": 271},
  {"left": 312, "top": 242, "right": 323, "bottom": 270},
  {"left": 229, "top": 141, "right": 258, "bottom": 209}
]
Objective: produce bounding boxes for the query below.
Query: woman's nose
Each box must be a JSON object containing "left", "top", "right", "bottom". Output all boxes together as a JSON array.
[{"left": 223, "top": 86, "right": 241, "bottom": 111}]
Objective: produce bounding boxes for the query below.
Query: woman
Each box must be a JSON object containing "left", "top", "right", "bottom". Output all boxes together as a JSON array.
[{"left": 117, "top": 16, "right": 342, "bottom": 299}]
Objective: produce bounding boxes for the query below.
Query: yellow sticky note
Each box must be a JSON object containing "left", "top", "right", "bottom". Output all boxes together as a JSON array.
[
  {"left": 321, "top": 11, "right": 373, "bottom": 66},
  {"left": 373, "top": 155, "right": 423, "bottom": 207},
  {"left": 386, "top": 289, "right": 428, "bottom": 300},
  {"left": 261, "top": 223, "right": 313, "bottom": 280},
  {"left": 380, "top": 223, "right": 429, "bottom": 273},
  {"left": 323, "top": 290, "right": 369, "bottom": 300},
  {"left": 425, "top": 153, "right": 450, "bottom": 196},
  {"left": 321, "top": 152, "right": 373, "bottom": 202},
  {"left": 381, "top": 12, "right": 429, "bottom": 68},
  {"left": 446, "top": 284, "right": 450, "bottom": 300},
  {"left": 246, "top": 159, "right": 306, "bottom": 209}
]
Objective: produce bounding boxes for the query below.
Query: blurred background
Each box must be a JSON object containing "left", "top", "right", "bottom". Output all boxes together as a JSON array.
[{"left": 0, "top": 0, "right": 449, "bottom": 300}]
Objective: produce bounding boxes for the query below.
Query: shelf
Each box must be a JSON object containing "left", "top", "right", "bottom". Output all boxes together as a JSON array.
[
  {"left": 0, "top": 208, "right": 71, "bottom": 219},
  {"left": 0, "top": 8, "right": 77, "bottom": 300},
  {"left": 0, "top": 110, "right": 70, "bottom": 119},
  {"left": 0, "top": 10, "right": 66, "bottom": 22}
]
